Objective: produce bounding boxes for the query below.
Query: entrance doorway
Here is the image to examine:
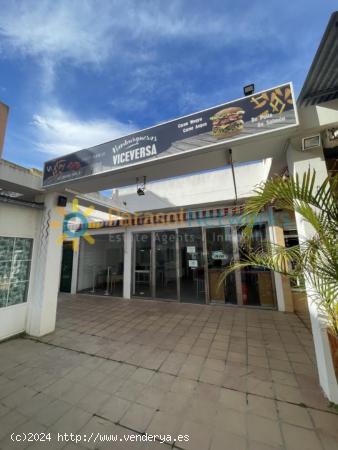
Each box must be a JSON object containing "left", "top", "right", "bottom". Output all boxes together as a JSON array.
[
  {"left": 179, "top": 228, "right": 205, "bottom": 303},
  {"left": 133, "top": 232, "right": 152, "bottom": 297},
  {"left": 60, "top": 241, "right": 73, "bottom": 293},
  {"left": 132, "top": 231, "right": 180, "bottom": 300},
  {"left": 237, "top": 224, "right": 276, "bottom": 307},
  {"left": 155, "top": 231, "right": 177, "bottom": 300},
  {"left": 131, "top": 224, "right": 276, "bottom": 307},
  {"left": 77, "top": 233, "right": 124, "bottom": 296},
  {"left": 132, "top": 229, "right": 205, "bottom": 303}
]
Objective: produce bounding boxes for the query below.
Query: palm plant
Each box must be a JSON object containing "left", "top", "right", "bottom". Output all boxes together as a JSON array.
[{"left": 221, "top": 169, "right": 338, "bottom": 337}]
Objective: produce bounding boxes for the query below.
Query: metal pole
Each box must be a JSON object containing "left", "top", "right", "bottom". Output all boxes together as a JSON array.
[
  {"left": 229, "top": 148, "right": 238, "bottom": 203},
  {"left": 104, "top": 266, "right": 111, "bottom": 295}
]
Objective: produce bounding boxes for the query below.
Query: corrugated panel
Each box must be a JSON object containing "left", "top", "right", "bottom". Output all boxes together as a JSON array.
[{"left": 298, "top": 12, "right": 338, "bottom": 107}]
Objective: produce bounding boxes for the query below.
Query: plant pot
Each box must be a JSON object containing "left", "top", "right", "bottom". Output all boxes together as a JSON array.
[{"left": 327, "top": 330, "right": 338, "bottom": 381}]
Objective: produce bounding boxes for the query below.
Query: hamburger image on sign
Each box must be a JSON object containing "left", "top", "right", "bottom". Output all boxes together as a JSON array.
[{"left": 210, "top": 107, "right": 245, "bottom": 139}]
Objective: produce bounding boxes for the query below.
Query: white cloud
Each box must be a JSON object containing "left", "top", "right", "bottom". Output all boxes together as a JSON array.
[
  {"left": 0, "top": 0, "right": 299, "bottom": 99},
  {"left": 32, "top": 106, "right": 135, "bottom": 156},
  {"left": 0, "top": 1, "right": 282, "bottom": 68},
  {"left": 0, "top": 1, "right": 114, "bottom": 66}
]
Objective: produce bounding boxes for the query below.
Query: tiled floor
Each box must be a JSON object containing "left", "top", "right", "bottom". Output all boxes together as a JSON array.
[{"left": 0, "top": 294, "right": 337, "bottom": 449}]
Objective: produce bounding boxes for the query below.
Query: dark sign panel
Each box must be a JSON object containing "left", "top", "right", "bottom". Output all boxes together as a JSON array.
[{"left": 43, "top": 83, "right": 297, "bottom": 186}]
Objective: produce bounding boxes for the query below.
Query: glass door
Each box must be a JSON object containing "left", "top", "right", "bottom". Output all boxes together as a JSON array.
[
  {"left": 60, "top": 241, "right": 73, "bottom": 293},
  {"left": 155, "top": 231, "right": 177, "bottom": 300},
  {"left": 237, "top": 224, "right": 276, "bottom": 307},
  {"left": 178, "top": 228, "right": 205, "bottom": 303},
  {"left": 206, "top": 227, "right": 237, "bottom": 304},
  {"left": 105, "top": 233, "right": 124, "bottom": 297},
  {"left": 133, "top": 233, "right": 152, "bottom": 297},
  {"left": 77, "top": 234, "right": 124, "bottom": 296}
]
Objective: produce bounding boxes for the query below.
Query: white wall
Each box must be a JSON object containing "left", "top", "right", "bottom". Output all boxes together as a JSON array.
[
  {"left": 0, "top": 202, "right": 41, "bottom": 235},
  {"left": 117, "top": 161, "right": 267, "bottom": 212},
  {"left": 298, "top": 99, "right": 338, "bottom": 132},
  {"left": 287, "top": 143, "right": 338, "bottom": 403},
  {"left": 0, "top": 202, "right": 41, "bottom": 340}
]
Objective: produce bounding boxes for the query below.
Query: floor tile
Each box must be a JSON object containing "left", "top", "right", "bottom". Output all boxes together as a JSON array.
[
  {"left": 209, "top": 429, "right": 246, "bottom": 450},
  {"left": 247, "top": 394, "right": 277, "bottom": 419},
  {"left": 97, "top": 396, "right": 131, "bottom": 422},
  {"left": 177, "top": 420, "right": 212, "bottom": 450},
  {"left": 277, "top": 401, "right": 313, "bottom": 429},
  {"left": 282, "top": 423, "right": 323, "bottom": 450},
  {"left": 219, "top": 388, "right": 247, "bottom": 412},
  {"left": 51, "top": 406, "right": 92, "bottom": 433},
  {"left": 247, "top": 414, "right": 283, "bottom": 447},
  {"left": 119, "top": 403, "right": 156, "bottom": 433}
]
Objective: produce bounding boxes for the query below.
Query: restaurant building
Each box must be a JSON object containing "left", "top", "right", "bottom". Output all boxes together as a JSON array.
[
  {"left": 0, "top": 12, "right": 337, "bottom": 403},
  {"left": 69, "top": 164, "right": 292, "bottom": 311}
]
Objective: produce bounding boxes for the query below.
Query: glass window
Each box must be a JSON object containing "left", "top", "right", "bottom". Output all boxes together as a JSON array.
[
  {"left": 0, "top": 237, "right": 33, "bottom": 308},
  {"left": 284, "top": 230, "right": 305, "bottom": 289},
  {"left": 77, "top": 233, "right": 124, "bottom": 297},
  {"left": 206, "top": 227, "right": 237, "bottom": 304},
  {"left": 155, "top": 231, "right": 177, "bottom": 300},
  {"left": 237, "top": 224, "right": 276, "bottom": 307},
  {"left": 178, "top": 228, "right": 205, "bottom": 303},
  {"left": 133, "top": 233, "right": 152, "bottom": 297}
]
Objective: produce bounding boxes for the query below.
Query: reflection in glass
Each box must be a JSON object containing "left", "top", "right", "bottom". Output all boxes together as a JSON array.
[
  {"left": 133, "top": 233, "right": 151, "bottom": 297},
  {"left": 178, "top": 228, "right": 205, "bottom": 303},
  {"left": 11, "top": 260, "right": 31, "bottom": 282},
  {"left": 206, "top": 227, "right": 237, "bottom": 304},
  {"left": 60, "top": 241, "right": 73, "bottom": 293},
  {"left": 0, "top": 284, "right": 8, "bottom": 307},
  {"left": 155, "top": 231, "right": 177, "bottom": 300},
  {"left": 7, "top": 282, "right": 29, "bottom": 306},
  {"left": 0, "top": 261, "right": 12, "bottom": 284},
  {"left": 0, "top": 237, "right": 33, "bottom": 308},
  {"left": 14, "top": 238, "right": 32, "bottom": 260},
  {"left": 77, "top": 233, "right": 124, "bottom": 296},
  {"left": 237, "top": 224, "right": 276, "bottom": 307},
  {"left": 0, "top": 237, "right": 14, "bottom": 261}
]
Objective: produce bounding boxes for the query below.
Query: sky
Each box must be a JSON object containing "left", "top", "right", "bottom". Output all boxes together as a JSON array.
[{"left": 0, "top": 0, "right": 335, "bottom": 170}]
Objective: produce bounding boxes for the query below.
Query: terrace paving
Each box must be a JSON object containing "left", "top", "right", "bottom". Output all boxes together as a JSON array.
[{"left": 0, "top": 293, "right": 337, "bottom": 449}]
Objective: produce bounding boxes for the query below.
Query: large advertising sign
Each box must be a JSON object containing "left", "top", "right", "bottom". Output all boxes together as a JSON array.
[{"left": 43, "top": 83, "right": 297, "bottom": 187}]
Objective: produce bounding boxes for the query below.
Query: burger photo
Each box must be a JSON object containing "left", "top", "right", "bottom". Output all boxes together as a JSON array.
[{"left": 210, "top": 107, "right": 245, "bottom": 139}]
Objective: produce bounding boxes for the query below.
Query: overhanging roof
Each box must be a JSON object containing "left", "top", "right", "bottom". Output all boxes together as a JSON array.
[
  {"left": 0, "top": 158, "right": 129, "bottom": 213},
  {"left": 298, "top": 12, "right": 338, "bottom": 107},
  {"left": 0, "top": 158, "right": 43, "bottom": 201}
]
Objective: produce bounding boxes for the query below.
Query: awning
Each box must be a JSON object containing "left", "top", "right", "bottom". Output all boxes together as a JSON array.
[{"left": 298, "top": 12, "right": 338, "bottom": 107}]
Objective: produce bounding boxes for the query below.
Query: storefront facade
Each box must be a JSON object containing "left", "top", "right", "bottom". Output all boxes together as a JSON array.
[{"left": 73, "top": 216, "right": 278, "bottom": 308}]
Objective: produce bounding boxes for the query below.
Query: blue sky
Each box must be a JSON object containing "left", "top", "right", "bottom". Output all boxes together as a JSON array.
[{"left": 0, "top": 1, "right": 335, "bottom": 170}]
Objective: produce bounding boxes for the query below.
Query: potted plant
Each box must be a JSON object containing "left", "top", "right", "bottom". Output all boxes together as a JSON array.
[{"left": 221, "top": 169, "right": 338, "bottom": 378}]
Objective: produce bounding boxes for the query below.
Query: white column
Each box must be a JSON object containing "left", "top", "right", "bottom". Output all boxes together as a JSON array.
[
  {"left": 26, "top": 192, "right": 65, "bottom": 336},
  {"left": 123, "top": 229, "right": 132, "bottom": 299},
  {"left": 287, "top": 143, "right": 338, "bottom": 403},
  {"left": 268, "top": 222, "right": 286, "bottom": 312},
  {"left": 231, "top": 226, "right": 243, "bottom": 305}
]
